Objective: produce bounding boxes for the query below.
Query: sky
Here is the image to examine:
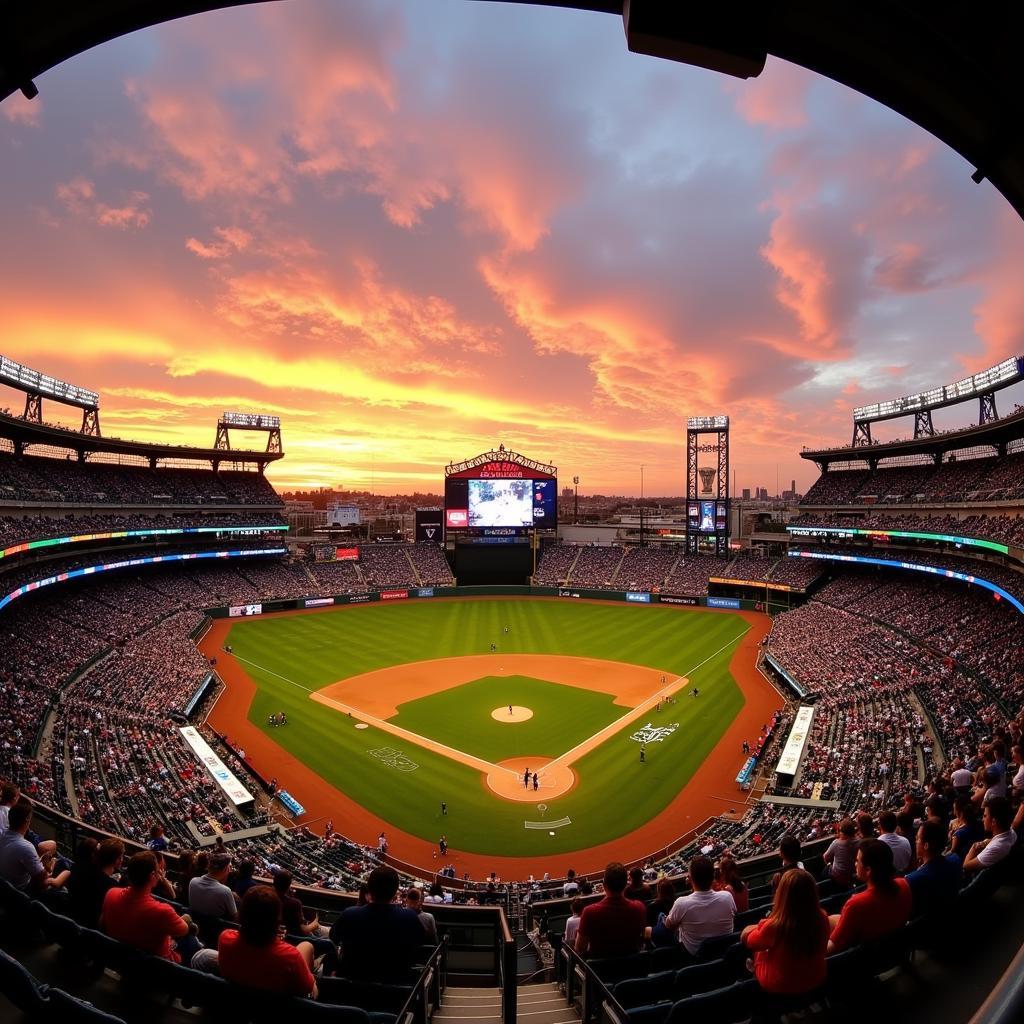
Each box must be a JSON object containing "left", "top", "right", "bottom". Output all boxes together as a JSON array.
[{"left": 2, "top": 0, "right": 1023, "bottom": 497}]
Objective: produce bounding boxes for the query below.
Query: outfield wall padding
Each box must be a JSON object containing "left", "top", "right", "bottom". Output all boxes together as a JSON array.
[{"left": 202, "top": 585, "right": 768, "bottom": 618}]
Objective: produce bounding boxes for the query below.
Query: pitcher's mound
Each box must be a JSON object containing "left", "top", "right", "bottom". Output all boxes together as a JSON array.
[
  {"left": 486, "top": 757, "right": 576, "bottom": 802},
  {"left": 492, "top": 706, "right": 533, "bottom": 722}
]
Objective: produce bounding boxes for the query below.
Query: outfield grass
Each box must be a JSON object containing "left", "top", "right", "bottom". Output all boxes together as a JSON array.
[{"left": 225, "top": 599, "right": 749, "bottom": 856}]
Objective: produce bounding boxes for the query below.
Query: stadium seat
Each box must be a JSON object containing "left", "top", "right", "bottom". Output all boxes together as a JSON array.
[
  {"left": 77, "top": 928, "right": 145, "bottom": 974},
  {"left": 133, "top": 954, "right": 233, "bottom": 1011},
  {"left": 664, "top": 979, "right": 759, "bottom": 1024},
  {"left": 0, "top": 876, "right": 31, "bottom": 914},
  {"left": 649, "top": 944, "right": 687, "bottom": 973},
  {"left": 623, "top": 1000, "right": 672, "bottom": 1024},
  {"left": 43, "top": 909, "right": 86, "bottom": 953},
  {"left": 317, "top": 977, "right": 414, "bottom": 1012},
  {"left": 588, "top": 951, "right": 650, "bottom": 984},
  {"left": 0, "top": 948, "right": 50, "bottom": 1016},
  {"left": 43, "top": 988, "right": 128, "bottom": 1023},
  {"left": 694, "top": 931, "right": 741, "bottom": 963},
  {"left": 612, "top": 969, "right": 675, "bottom": 1009},
  {"left": 672, "top": 959, "right": 734, "bottom": 1000}
]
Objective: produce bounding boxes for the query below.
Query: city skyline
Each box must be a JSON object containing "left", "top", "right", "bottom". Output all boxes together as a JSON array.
[{"left": 3, "top": 1, "right": 1023, "bottom": 497}]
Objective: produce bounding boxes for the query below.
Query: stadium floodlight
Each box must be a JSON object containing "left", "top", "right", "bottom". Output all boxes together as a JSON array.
[
  {"left": 854, "top": 356, "right": 1023, "bottom": 423},
  {"left": 221, "top": 411, "right": 281, "bottom": 429},
  {"left": 687, "top": 415, "right": 729, "bottom": 430},
  {"left": 0, "top": 354, "right": 99, "bottom": 408}
]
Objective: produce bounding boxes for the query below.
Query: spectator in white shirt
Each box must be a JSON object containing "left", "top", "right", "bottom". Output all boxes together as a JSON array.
[
  {"left": 0, "top": 781, "right": 19, "bottom": 836},
  {"left": 963, "top": 797, "right": 1017, "bottom": 873},
  {"left": 877, "top": 811, "right": 913, "bottom": 873},
  {"left": 659, "top": 856, "right": 736, "bottom": 957},
  {"left": 563, "top": 897, "right": 583, "bottom": 949},
  {"left": 563, "top": 869, "right": 580, "bottom": 897}
]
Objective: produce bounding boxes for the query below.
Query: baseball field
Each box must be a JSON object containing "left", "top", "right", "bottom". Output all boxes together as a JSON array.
[{"left": 203, "top": 598, "right": 779, "bottom": 875}]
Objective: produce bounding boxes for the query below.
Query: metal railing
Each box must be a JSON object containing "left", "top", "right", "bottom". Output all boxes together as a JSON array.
[
  {"left": 398, "top": 936, "right": 449, "bottom": 1024},
  {"left": 560, "top": 941, "right": 628, "bottom": 1024},
  {"left": 497, "top": 906, "right": 517, "bottom": 1024}
]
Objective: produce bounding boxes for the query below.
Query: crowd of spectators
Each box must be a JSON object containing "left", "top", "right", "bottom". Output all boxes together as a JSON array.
[
  {"left": 0, "top": 451, "right": 283, "bottom": 506},
  {"left": 801, "top": 452, "right": 1024, "bottom": 505},
  {"left": 533, "top": 546, "right": 824, "bottom": 594}
]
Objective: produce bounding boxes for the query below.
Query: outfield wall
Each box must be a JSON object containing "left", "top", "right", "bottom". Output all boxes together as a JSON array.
[{"left": 203, "top": 584, "right": 768, "bottom": 617}]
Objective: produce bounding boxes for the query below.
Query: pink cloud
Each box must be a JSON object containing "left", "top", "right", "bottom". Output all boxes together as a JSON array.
[
  {"left": 56, "top": 178, "right": 151, "bottom": 229},
  {"left": 2, "top": 93, "right": 40, "bottom": 125},
  {"left": 971, "top": 207, "right": 1024, "bottom": 366},
  {"left": 732, "top": 61, "right": 810, "bottom": 130}
]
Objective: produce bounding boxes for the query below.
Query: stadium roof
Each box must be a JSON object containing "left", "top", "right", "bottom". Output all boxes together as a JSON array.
[
  {"left": 3, "top": 3, "right": 1024, "bottom": 222},
  {"left": 800, "top": 406, "right": 1024, "bottom": 469},
  {"left": 0, "top": 409, "right": 284, "bottom": 468}
]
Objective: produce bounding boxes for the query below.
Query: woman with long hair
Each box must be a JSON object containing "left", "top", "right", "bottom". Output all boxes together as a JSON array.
[
  {"left": 716, "top": 856, "right": 749, "bottom": 913},
  {"left": 741, "top": 868, "right": 829, "bottom": 994},
  {"left": 218, "top": 885, "right": 318, "bottom": 997}
]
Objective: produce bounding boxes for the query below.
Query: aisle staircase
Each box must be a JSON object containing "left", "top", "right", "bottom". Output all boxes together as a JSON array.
[{"left": 437, "top": 983, "right": 579, "bottom": 1024}]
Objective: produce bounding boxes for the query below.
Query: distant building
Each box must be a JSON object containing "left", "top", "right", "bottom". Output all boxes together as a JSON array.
[{"left": 741, "top": 488, "right": 751, "bottom": 500}]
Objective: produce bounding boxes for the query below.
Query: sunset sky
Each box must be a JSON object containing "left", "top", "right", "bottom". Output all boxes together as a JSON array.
[{"left": 2, "top": 1, "right": 1023, "bottom": 496}]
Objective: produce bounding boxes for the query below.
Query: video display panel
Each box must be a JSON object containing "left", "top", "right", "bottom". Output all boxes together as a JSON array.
[
  {"left": 688, "top": 500, "right": 728, "bottom": 534},
  {"left": 445, "top": 477, "right": 556, "bottom": 531}
]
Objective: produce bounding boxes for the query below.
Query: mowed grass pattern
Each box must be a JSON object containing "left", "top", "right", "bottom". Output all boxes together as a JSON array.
[{"left": 226, "top": 600, "right": 749, "bottom": 856}]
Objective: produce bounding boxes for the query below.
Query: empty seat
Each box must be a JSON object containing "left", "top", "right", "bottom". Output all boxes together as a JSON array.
[
  {"left": 672, "top": 959, "right": 734, "bottom": 1000},
  {"left": 613, "top": 970, "right": 675, "bottom": 1009},
  {"left": 0, "top": 948, "right": 50, "bottom": 1016},
  {"left": 44, "top": 988, "right": 128, "bottom": 1023},
  {"left": 589, "top": 951, "right": 650, "bottom": 983},
  {"left": 664, "top": 979, "right": 759, "bottom": 1024},
  {"left": 694, "top": 931, "right": 741, "bottom": 963}
]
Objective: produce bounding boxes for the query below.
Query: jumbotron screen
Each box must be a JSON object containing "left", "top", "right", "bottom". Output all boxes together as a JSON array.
[{"left": 445, "top": 477, "right": 556, "bottom": 530}]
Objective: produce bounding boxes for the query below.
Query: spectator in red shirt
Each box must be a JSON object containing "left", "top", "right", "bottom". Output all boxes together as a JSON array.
[
  {"left": 828, "top": 840, "right": 911, "bottom": 954},
  {"left": 218, "top": 885, "right": 317, "bottom": 998},
  {"left": 741, "top": 868, "right": 829, "bottom": 995},
  {"left": 574, "top": 862, "right": 646, "bottom": 959},
  {"left": 102, "top": 851, "right": 217, "bottom": 970}
]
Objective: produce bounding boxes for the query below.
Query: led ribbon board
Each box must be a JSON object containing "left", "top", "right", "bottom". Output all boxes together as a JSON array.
[
  {"left": 788, "top": 549, "right": 1024, "bottom": 614},
  {"left": 0, "top": 524, "right": 288, "bottom": 562},
  {"left": 787, "top": 525, "right": 1009, "bottom": 555},
  {"left": 0, "top": 547, "right": 287, "bottom": 612}
]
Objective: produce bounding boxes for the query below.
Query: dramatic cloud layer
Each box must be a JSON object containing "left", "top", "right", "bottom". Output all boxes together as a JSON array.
[{"left": 1, "top": 0, "right": 1022, "bottom": 495}]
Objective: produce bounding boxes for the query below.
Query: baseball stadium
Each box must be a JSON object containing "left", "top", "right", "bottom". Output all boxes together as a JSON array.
[{"left": 1, "top": 5, "right": 1023, "bottom": 1024}]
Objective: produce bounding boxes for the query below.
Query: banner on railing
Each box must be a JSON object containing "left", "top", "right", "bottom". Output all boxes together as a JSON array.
[{"left": 179, "top": 726, "right": 254, "bottom": 806}]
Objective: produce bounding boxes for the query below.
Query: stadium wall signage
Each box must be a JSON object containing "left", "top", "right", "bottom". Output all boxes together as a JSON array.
[
  {"left": 659, "top": 595, "right": 699, "bottom": 605},
  {"left": 626, "top": 591, "right": 651, "bottom": 603},
  {"left": 303, "top": 597, "right": 334, "bottom": 608},
  {"left": 0, "top": 523, "right": 288, "bottom": 563},
  {"left": 380, "top": 589, "right": 409, "bottom": 601},
  {"left": 707, "top": 596, "right": 742, "bottom": 609},
  {"left": 787, "top": 524, "right": 1009, "bottom": 556},
  {"left": 0, "top": 547, "right": 287, "bottom": 612}
]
